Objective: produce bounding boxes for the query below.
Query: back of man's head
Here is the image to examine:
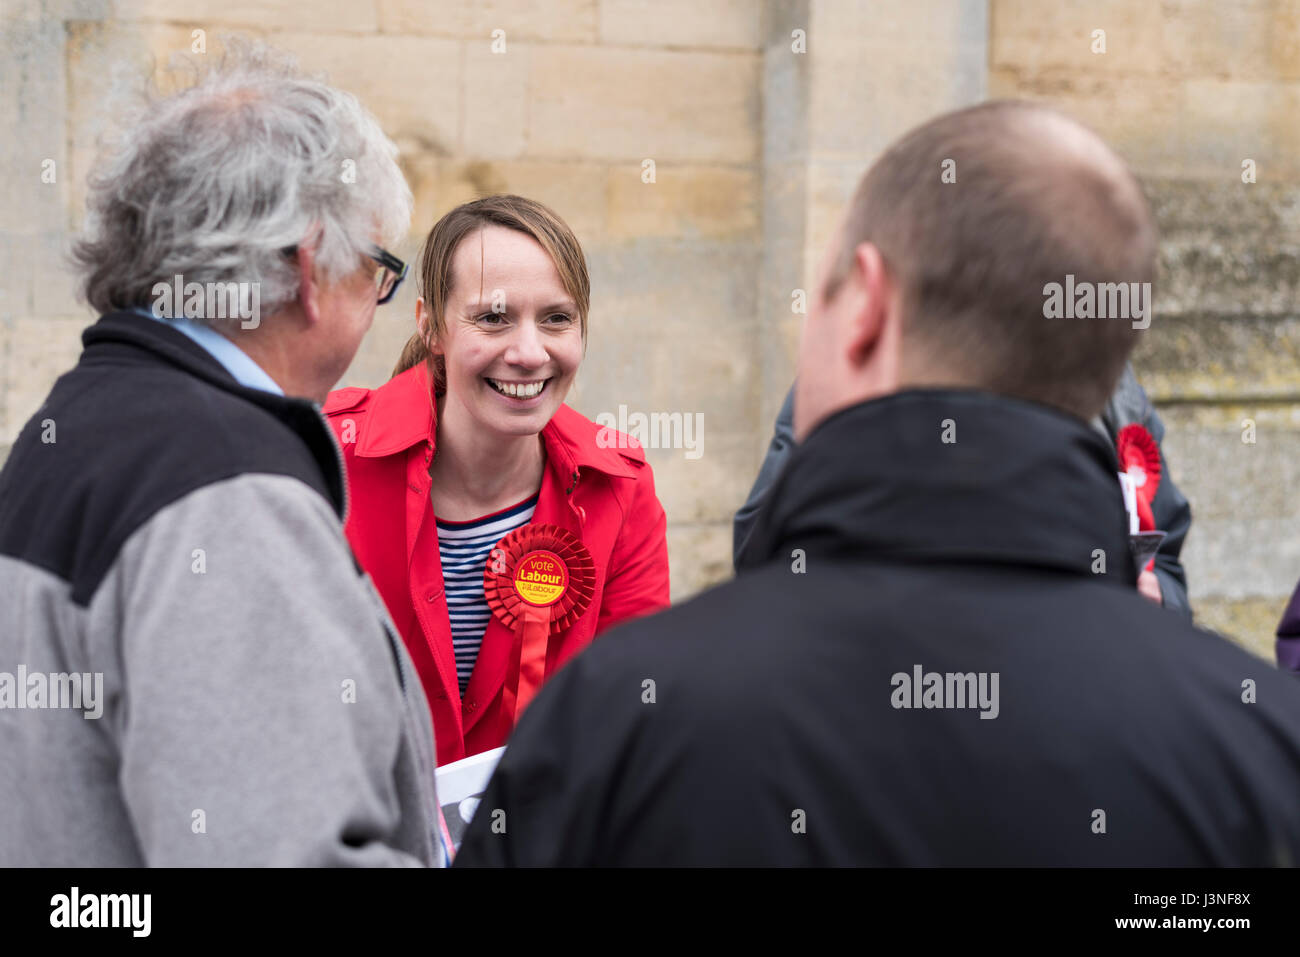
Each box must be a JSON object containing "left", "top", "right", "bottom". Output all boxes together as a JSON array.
[{"left": 824, "top": 100, "right": 1156, "bottom": 422}]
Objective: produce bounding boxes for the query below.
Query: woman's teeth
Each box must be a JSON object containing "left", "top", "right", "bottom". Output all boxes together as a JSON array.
[{"left": 487, "top": 378, "right": 548, "bottom": 398}]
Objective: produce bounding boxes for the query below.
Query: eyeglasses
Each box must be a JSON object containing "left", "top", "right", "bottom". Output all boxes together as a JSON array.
[
  {"left": 281, "top": 243, "right": 409, "bottom": 305},
  {"left": 367, "top": 244, "right": 408, "bottom": 305}
]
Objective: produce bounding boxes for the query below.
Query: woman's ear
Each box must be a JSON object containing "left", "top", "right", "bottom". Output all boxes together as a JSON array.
[{"left": 416, "top": 297, "right": 443, "bottom": 356}]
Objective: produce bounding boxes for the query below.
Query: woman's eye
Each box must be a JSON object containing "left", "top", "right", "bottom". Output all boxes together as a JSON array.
[
  {"left": 545, "top": 313, "right": 572, "bottom": 325},
  {"left": 477, "top": 313, "right": 507, "bottom": 325}
]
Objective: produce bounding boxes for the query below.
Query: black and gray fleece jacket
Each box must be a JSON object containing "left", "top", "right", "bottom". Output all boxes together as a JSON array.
[{"left": 0, "top": 311, "right": 439, "bottom": 866}]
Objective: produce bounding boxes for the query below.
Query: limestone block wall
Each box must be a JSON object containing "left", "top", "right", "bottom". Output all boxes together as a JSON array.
[
  {"left": 990, "top": 0, "right": 1300, "bottom": 658},
  {"left": 758, "top": 0, "right": 988, "bottom": 446}
]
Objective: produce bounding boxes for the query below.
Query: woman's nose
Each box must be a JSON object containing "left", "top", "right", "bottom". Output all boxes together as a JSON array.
[{"left": 503, "top": 319, "right": 549, "bottom": 367}]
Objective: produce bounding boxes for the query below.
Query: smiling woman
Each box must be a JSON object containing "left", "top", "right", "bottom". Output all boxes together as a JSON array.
[{"left": 323, "top": 195, "right": 671, "bottom": 766}]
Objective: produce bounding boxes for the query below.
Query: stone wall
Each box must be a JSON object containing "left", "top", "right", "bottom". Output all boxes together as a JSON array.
[
  {"left": 2, "top": 0, "right": 1294, "bottom": 658},
  {"left": 989, "top": 0, "right": 1300, "bottom": 657}
]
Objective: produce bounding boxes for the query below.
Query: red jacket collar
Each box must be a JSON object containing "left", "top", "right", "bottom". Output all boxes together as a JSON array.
[{"left": 350, "top": 363, "right": 641, "bottom": 480}]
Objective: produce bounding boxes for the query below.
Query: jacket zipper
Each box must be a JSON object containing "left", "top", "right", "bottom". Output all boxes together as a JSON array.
[{"left": 317, "top": 407, "right": 350, "bottom": 524}]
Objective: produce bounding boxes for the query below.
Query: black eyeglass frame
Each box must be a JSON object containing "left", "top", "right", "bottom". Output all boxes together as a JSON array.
[
  {"left": 368, "top": 244, "right": 409, "bottom": 305},
  {"left": 281, "top": 243, "right": 409, "bottom": 305}
]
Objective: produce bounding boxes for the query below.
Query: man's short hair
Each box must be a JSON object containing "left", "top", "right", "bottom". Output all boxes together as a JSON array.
[
  {"left": 827, "top": 100, "right": 1157, "bottom": 420},
  {"left": 72, "top": 39, "right": 412, "bottom": 322}
]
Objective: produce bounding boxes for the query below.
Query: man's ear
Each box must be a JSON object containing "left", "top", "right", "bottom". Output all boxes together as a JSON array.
[
  {"left": 295, "top": 242, "right": 323, "bottom": 326},
  {"left": 844, "top": 242, "right": 892, "bottom": 367}
]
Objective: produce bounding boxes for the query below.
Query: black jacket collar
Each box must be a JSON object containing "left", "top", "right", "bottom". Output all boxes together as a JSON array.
[
  {"left": 738, "top": 389, "right": 1138, "bottom": 585},
  {"left": 81, "top": 311, "right": 347, "bottom": 519}
]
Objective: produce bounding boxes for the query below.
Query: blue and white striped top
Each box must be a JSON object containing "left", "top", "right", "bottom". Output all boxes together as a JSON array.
[{"left": 436, "top": 495, "right": 539, "bottom": 695}]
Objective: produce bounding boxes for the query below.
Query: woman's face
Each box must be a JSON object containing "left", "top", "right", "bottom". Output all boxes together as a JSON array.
[{"left": 429, "top": 225, "right": 583, "bottom": 439}]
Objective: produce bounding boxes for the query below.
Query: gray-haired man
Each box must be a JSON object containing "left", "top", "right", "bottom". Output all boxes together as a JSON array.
[{"left": 0, "top": 45, "right": 438, "bottom": 865}]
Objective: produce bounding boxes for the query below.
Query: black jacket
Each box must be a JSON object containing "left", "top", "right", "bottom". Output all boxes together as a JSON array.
[
  {"left": 1095, "top": 364, "right": 1194, "bottom": 616},
  {"left": 456, "top": 390, "right": 1300, "bottom": 866}
]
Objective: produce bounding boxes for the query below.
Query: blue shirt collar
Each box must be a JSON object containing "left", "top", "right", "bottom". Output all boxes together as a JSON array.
[{"left": 132, "top": 308, "right": 284, "bottom": 396}]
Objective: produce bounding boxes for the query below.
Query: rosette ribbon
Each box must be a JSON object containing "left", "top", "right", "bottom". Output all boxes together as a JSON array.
[
  {"left": 1117, "top": 423, "right": 1163, "bottom": 570},
  {"left": 484, "top": 523, "right": 595, "bottom": 729}
]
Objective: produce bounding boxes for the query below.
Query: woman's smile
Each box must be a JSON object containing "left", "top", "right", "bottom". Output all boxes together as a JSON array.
[{"left": 485, "top": 376, "right": 551, "bottom": 404}]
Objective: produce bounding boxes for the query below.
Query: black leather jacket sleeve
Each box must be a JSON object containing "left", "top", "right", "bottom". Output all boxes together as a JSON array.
[{"left": 733, "top": 385, "right": 796, "bottom": 569}]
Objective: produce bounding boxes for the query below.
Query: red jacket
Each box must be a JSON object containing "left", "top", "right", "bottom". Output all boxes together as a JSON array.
[{"left": 323, "top": 363, "right": 670, "bottom": 765}]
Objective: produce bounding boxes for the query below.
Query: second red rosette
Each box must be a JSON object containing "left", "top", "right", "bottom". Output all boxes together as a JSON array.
[{"left": 1117, "top": 423, "right": 1162, "bottom": 532}]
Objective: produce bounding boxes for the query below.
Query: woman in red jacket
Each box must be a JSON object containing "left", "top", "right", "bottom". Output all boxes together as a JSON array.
[{"left": 324, "top": 195, "right": 670, "bottom": 766}]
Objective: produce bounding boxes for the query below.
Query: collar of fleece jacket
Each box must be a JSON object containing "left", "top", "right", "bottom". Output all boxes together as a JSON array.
[
  {"left": 82, "top": 310, "right": 348, "bottom": 519},
  {"left": 738, "top": 389, "right": 1139, "bottom": 588}
]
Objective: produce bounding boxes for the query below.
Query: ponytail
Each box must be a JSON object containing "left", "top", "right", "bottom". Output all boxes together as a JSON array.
[
  {"left": 391, "top": 331, "right": 428, "bottom": 378},
  {"left": 391, "top": 331, "right": 446, "bottom": 393}
]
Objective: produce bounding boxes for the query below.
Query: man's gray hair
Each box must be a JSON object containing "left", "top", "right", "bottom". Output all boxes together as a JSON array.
[{"left": 72, "top": 41, "right": 412, "bottom": 319}]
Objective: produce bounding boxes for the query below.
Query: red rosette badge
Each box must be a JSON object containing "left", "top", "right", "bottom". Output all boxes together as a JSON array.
[
  {"left": 484, "top": 523, "right": 595, "bottom": 725},
  {"left": 1116, "top": 423, "right": 1162, "bottom": 532}
]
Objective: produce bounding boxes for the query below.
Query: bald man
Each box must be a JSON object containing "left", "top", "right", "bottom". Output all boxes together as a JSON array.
[{"left": 455, "top": 101, "right": 1300, "bottom": 867}]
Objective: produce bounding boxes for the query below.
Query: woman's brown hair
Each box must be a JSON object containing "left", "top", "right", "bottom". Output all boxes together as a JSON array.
[{"left": 393, "top": 194, "right": 591, "bottom": 390}]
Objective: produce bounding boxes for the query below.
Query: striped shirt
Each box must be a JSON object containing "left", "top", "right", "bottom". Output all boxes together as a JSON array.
[{"left": 436, "top": 495, "right": 539, "bottom": 695}]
